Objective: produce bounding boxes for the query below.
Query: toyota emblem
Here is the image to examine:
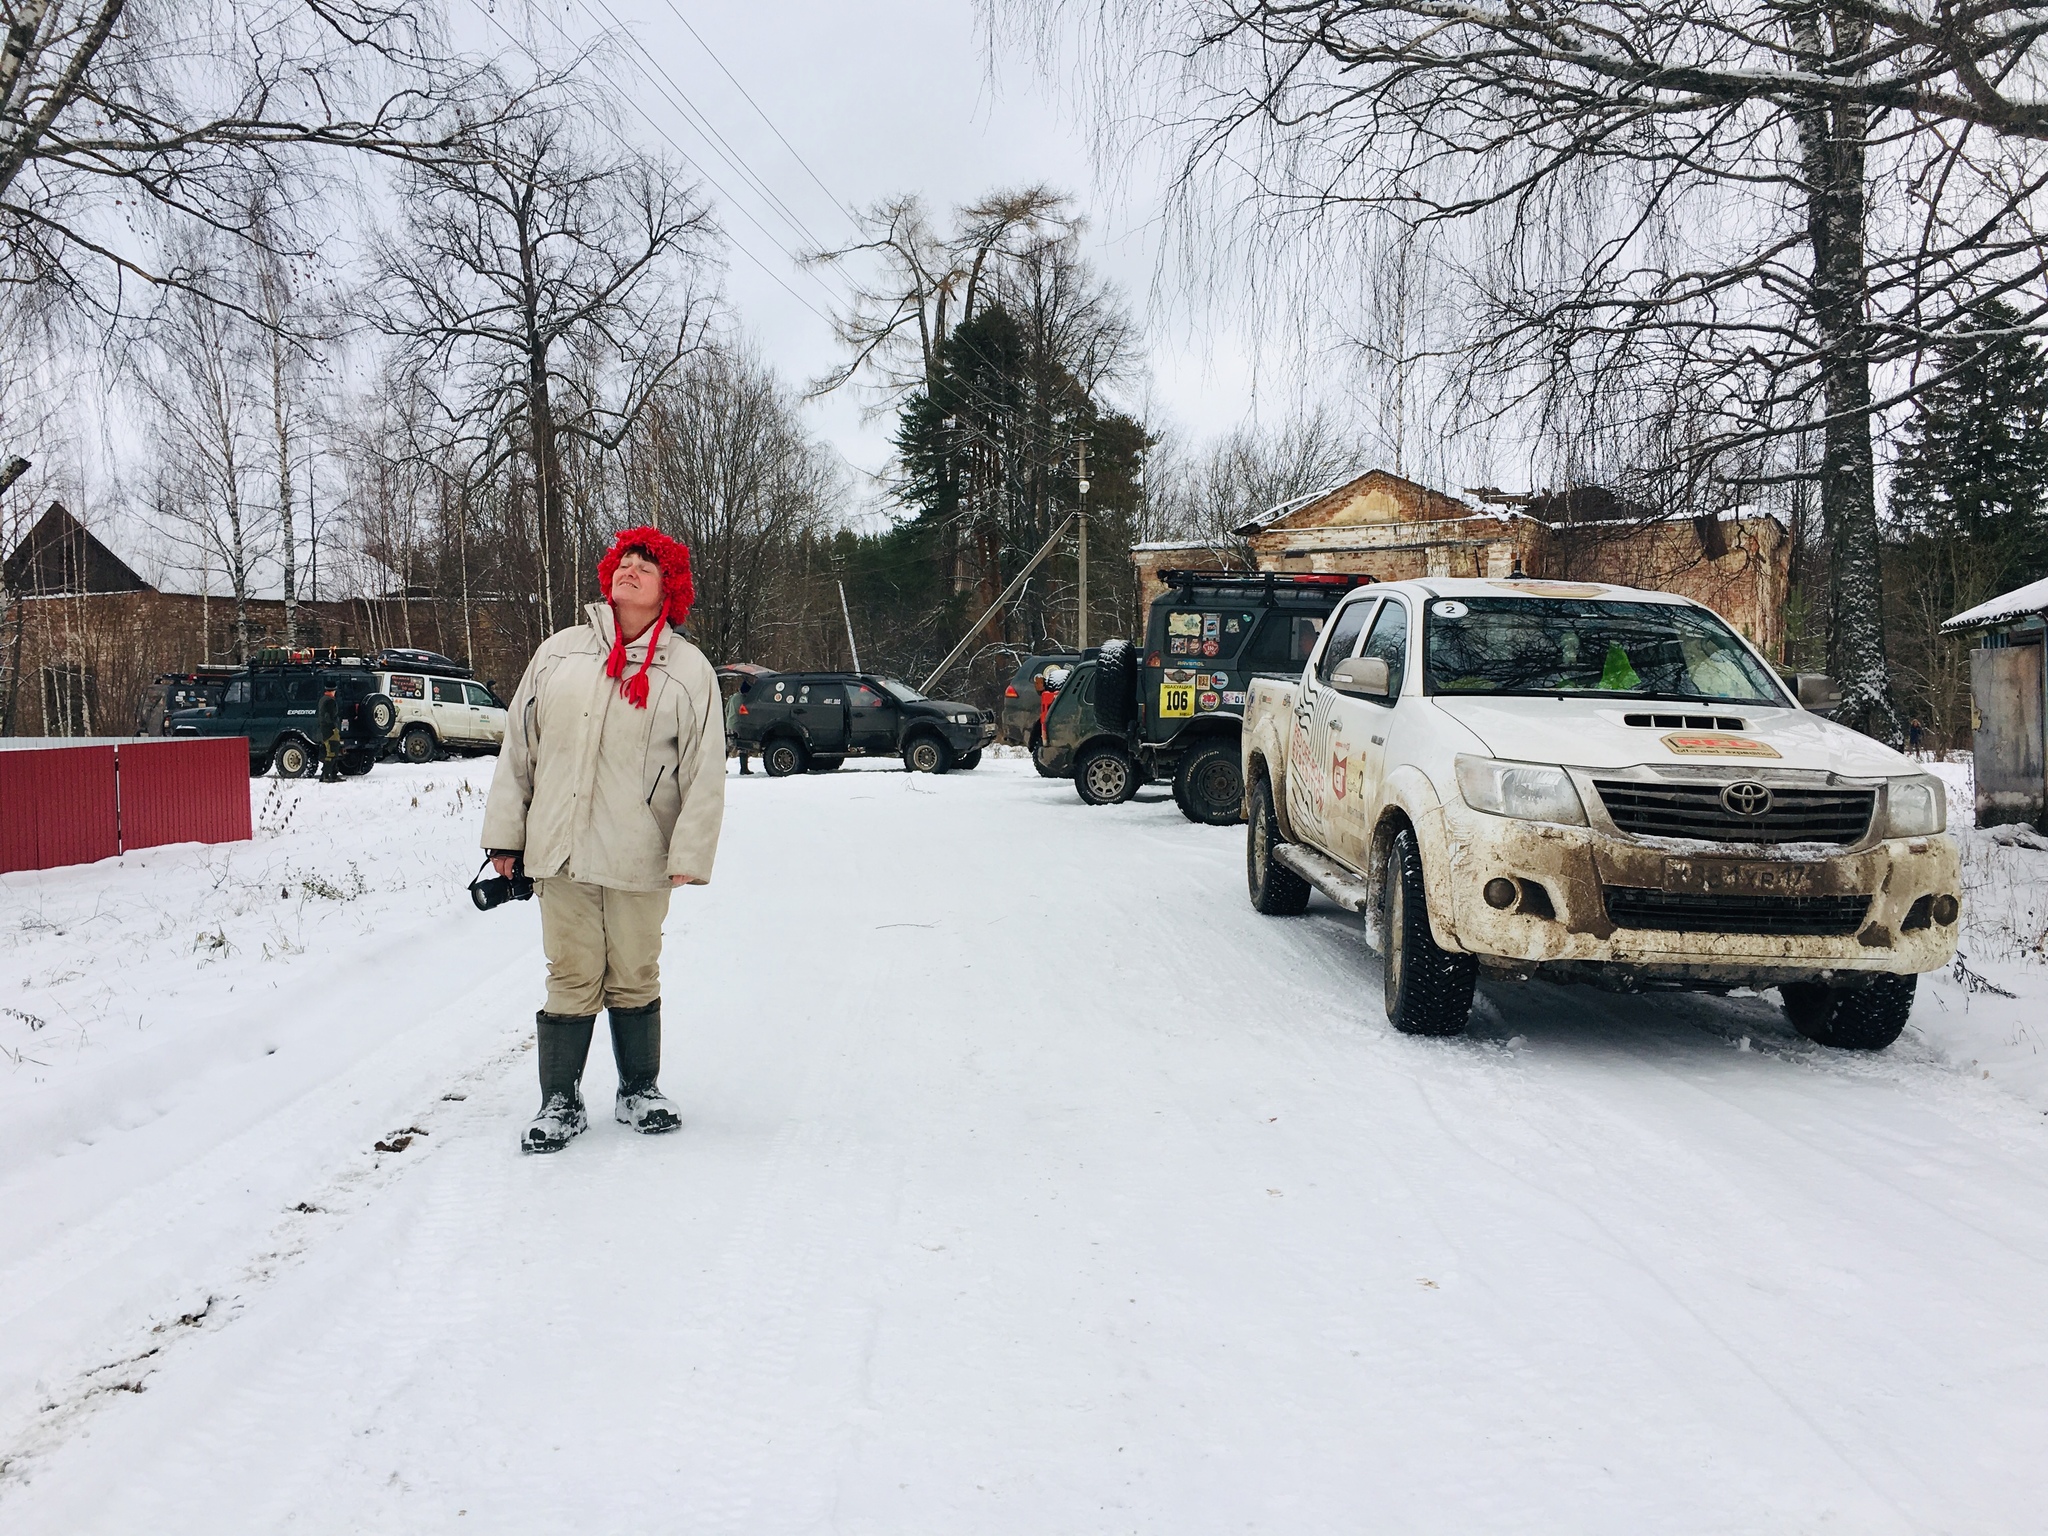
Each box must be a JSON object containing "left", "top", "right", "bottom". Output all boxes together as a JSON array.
[{"left": 1721, "top": 780, "right": 1773, "bottom": 817}]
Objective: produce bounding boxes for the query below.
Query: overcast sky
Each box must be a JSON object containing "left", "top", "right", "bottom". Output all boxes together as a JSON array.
[{"left": 455, "top": 0, "right": 1275, "bottom": 506}]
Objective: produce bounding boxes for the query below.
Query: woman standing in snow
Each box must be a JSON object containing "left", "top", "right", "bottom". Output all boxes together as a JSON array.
[{"left": 482, "top": 527, "right": 727, "bottom": 1153}]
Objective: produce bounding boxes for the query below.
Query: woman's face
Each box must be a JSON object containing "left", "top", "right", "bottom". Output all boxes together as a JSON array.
[{"left": 612, "top": 549, "right": 662, "bottom": 606}]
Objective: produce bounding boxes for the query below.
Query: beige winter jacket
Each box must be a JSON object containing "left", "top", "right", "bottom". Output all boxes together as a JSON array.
[{"left": 481, "top": 603, "right": 726, "bottom": 890}]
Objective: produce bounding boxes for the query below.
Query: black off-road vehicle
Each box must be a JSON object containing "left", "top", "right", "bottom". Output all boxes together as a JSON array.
[
  {"left": 1036, "top": 570, "right": 1373, "bottom": 823},
  {"left": 167, "top": 649, "right": 398, "bottom": 777},
  {"left": 733, "top": 672, "right": 995, "bottom": 776}
]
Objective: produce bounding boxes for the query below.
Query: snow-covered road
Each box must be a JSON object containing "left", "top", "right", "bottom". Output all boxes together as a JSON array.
[{"left": 3, "top": 757, "right": 2046, "bottom": 1532}]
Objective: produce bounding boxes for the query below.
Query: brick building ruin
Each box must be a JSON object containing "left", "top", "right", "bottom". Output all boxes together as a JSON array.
[{"left": 1132, "top": 469, "right": 1792, "bottom": 659}]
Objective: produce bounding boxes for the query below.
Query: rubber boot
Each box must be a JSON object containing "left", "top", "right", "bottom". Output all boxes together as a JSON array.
[
  {"left": 524, "top": 1011, "right": 594, "bottom": 1153},
  {"left": 609, "top": 1000, "right": 680, "bottom": 1134}
]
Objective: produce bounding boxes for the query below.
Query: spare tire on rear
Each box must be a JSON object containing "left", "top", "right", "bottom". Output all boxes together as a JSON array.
[
  {"left": 1094, "top": 639, "right": 1136, "bottom": 727},
  {"left": 355, "top": 692, "right": 397, "bottom": 737}
]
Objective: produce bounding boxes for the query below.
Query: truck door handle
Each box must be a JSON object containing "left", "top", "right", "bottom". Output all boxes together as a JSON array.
[{"left": 1371, "top": 734, "right": 1384, "bottom": 745}]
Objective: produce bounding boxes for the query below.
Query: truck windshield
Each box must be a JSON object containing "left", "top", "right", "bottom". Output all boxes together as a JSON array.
[
  {"left": 877, "top": 679, "right": 925, "bottom": 704},
  {"left": 1424, "top": 597, "right": 1785, "bottom": 704}
]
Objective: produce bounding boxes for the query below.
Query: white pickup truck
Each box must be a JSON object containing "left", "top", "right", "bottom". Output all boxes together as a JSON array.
[{"left": 1241, "top": 577, "right": 1961, "bottom": 1049}]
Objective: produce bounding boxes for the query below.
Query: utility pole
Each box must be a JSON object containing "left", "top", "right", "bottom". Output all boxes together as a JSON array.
[
  {"left": 1075, "top": 439, "right": 1090, "bottom": 651},
  {"left": 837, "top": 579, "right": 861, "bottom": 672}
]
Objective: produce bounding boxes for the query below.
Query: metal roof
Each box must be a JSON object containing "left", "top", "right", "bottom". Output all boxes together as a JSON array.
[{"left": 1940, "top": 573, "right": 2048, "bottom": 633}]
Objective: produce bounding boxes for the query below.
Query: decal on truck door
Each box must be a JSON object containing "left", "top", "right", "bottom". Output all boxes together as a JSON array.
[{"left": 1160, "top": 683, "right": 1196, "bottom": 718}]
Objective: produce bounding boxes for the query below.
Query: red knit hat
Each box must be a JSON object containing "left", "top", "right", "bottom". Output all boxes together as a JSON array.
[{"left": 596, "top": 526, "right": 695, "bottom": 709}]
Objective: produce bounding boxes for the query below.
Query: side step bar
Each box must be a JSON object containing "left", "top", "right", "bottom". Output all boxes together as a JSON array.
[{"left": 1273, "top": 843, "right": 1376, "bottom": 914}]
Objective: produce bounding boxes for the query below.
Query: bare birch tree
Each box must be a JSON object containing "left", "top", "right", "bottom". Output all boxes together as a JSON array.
[{"left": 138, "top": 266, "right": 267, "bottom": 660}]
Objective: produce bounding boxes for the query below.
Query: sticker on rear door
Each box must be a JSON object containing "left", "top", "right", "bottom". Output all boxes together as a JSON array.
[{"left": 1160, "top": 684, "right": 1196, "bottom": 717}]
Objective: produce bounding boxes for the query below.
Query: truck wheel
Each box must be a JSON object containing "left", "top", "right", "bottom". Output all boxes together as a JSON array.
[
  {"left": 954, "top": 748, "right": 983, "bottom": 770},
  {"left": 1381, "top": 827, "right": 1475, "bottom": 1036},
  {"left": 1175, "top": 741, "right": 1244, "bottom": 826},
  {"left": 400, "top": 725, "right": 437, "bottom": 764},
  {"left": 1075, "top": 744, "right": 1137, "bottom": 805},
  {"left": 903, "top": 734, "right": 952, "bottom": 774},
  {"left": 340, "top": 749, "right": 376, "bottom": 777},
  {"left": 1779, "top": 975, "right": 1915, "bottom": 1050},
  {"left": 808, "top": 755, "right": 845, "bottom": 772},
  {"left": 1247, "top": 773, "right": 1312, "bottom": 915},
  {"left": 272, "top": 737, "right": 317, "bottom": 779},
  {"left": 763, "top": 738, "right": 808, "bottom": 777}
]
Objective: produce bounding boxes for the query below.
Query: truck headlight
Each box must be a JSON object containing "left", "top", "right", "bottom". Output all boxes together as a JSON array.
[
  {"left": 1883, "top": 775, "right": 1946, "bottom": 837},
  {"left": 950, "top": 712, "right": 972, "bottom": 725},
  {"left": 1455, "top": 755, "right": 1587, "bottom": 826}
]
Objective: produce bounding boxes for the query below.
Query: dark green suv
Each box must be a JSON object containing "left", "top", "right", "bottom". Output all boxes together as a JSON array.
[
  {"left": 733, "top": 672, "right": 995, "bottom": 775},
  {"left": 1036, "top": 571, "right": 1372, "bottom": 822},
  {"left": 167, "top": 652, "right": 398, "bottom": 777}
]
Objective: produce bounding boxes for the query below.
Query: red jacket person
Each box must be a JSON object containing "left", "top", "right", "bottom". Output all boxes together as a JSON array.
[{"left": 481, "top": 527, "right": 727, "bottom": 1152}]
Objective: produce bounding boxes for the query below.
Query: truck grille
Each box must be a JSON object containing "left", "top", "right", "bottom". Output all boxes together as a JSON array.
[
  {"left": 1592, "top": 780, "right": 1874, "bottom": 845},
  {"left": 1603, "top": 888, "right": 1871, "bottom": 936}
]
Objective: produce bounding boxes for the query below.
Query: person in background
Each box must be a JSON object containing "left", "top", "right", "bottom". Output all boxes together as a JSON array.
[
  {"left": 482, "top": 526, "right": 727, "bottom": 1153},
  {"left": 316, "top": 687, "right": 344, "bottom": 782},
  {"left": 725, "top": 683, "right": 752, "bottom": 774}
]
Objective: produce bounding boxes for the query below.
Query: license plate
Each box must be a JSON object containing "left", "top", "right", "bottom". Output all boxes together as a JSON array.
[{"left": 1663, "top": 858, "right": 1818, "bottom": 896}]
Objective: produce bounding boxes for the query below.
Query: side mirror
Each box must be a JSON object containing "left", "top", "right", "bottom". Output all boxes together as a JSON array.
[
  {"left": 1331, "top": 656, "right": 1391, "bottom": 699},
  {"left": 1795, "top": 674, "right": 1841, "bottom": 713}
]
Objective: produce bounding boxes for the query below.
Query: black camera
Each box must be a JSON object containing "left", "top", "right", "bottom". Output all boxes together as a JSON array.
[{"left": 470, "top": 854, "right": 535, "bottom": 911}]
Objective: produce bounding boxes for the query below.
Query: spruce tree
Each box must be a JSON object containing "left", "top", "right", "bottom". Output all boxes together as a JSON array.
[{"left": 1891, "top": 302, "right": 2048, "bottom": 601}]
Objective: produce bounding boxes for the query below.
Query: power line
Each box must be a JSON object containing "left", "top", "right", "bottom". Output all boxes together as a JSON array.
[
  {"left": 573, "top": 0, "right": 837, "bottom": 258},
  {"left": 461, "top": 0, "right": 843, "bottom": 328},
  {"left": 511, "top": 0, "right": 840, "bottom": 305},
  {"left": 656, "top": 0, "right": 862, "bottom": 236}
]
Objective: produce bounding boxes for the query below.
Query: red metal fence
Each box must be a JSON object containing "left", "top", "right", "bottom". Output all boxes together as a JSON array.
[
  {"left": 120, "top": 737, "right": 254, "bottom": 852},
  {"left": 0, "top": 737, "right": 251, "bottom": 874}
]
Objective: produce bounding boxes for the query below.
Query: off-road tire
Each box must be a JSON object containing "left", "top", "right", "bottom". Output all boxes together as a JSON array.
[
  {"left": 955, "top": 747, "right": 983, "bottom": 770},
  {"left": 1075, "top": 744, "right": 1137, "bottom": 805},
  {"left": 1094, "top": 639, "right": 1136, "bottom": 727},
  {"left": 248, "top": 751, "right": 273, "bottom": 778},
  {"left": 808, "top": 755, "right": 845, "bottom": 772},
  {"left": 763, "top": 738, "right": 808, "bottom": 778},
  {"left": 1779, "top": 975, "right": 1915, "bottom": 1051},
  {"left": 400, "top": 725, "right": 438, "bottom": 765},
  {"left": 903, "top": 734, "right": 952, "bottom": 774},
  {"left": 1247, "top": 773, "right": 1312, "bottom": 915},
  {"left": 340, "top": 749, "right": 377, "bottom": 777},
  {"left": 1381, "top": 827, "right": 1476, "bottom": 1036},
  {"left": 357, "top": 693, "right": 398, "bottom": 737},
  {"left": 272, "top": 736, "right": 317, "bottom": 779},
  {"left": 1175, "top": 740, "right": 1244, "bottom": 826}
]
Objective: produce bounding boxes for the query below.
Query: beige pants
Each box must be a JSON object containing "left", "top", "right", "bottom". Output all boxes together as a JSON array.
[{"left": 536, "top": 878, "right": 673, "bottom": 1016}]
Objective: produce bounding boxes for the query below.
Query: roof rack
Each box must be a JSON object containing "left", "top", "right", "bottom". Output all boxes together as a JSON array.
[
  {"left": 249, "top": 646, "right": 374, "bottom": 669},
  {"left": 1161, "top": 569, "right": 1376, "bottom": 596},
  {"left": 370, "top": 646, "right": 474, "bottom": 679}
]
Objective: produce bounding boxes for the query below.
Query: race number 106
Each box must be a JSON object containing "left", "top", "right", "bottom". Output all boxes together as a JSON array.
[{"left": 1160, "top": 684, "right": 1196, "bottom": 718}]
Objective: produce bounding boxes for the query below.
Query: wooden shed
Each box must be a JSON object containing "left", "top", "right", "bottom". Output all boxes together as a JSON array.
[{"left": 1943, "top": 575, "right": 2048, "bottom": 830}]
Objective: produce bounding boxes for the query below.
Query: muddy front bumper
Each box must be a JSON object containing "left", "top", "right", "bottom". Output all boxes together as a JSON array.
[{"left": 1425, "top": 801, "right": 1961, "bottom": 989}]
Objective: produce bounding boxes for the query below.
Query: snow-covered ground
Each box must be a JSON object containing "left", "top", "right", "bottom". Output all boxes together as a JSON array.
[{"left": 3, "top": 756, "right": 2047, "bottom": 1532}]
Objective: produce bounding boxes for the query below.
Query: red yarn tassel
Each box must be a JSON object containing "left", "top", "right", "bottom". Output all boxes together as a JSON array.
[
  {"left": 603, "top": 607, "right": 629, "bottom": 682},
  {"left": 621, "top": 597, "right": 667, "bottom": 709}
]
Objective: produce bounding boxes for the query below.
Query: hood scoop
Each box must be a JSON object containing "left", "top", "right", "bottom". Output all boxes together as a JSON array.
[{"left": 1624, "top": 712, "right": 1746, "bottom": 731}]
